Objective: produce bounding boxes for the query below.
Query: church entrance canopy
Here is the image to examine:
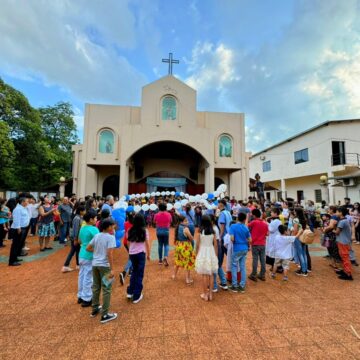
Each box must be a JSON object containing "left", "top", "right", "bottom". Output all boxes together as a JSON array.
[{"left": 146, "top": 177, "right": 187, "bottom": 193}]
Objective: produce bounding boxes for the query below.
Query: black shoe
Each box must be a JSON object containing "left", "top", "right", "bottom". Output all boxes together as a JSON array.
[
  {"left": 335, "top": 269, "right": 346, "bottom": 276},
  {"left": 9, "top": 262, "right": 21, "bottom": 266},
  {"left": 77, "top": 298, "right": 83, "bottom": 304},
  {"left": 248, "top": 275, "right": 257, "bottom": 282},
  {"left": 19, "top": 252, "right": 28, "bottom": 256},
  {"left": 228, "top": 285, "right": 239, "bottom": 293},
  {"left": 100, "top": 312, "right": 118, "bottom": 323},
  {"left": 351, "top": 260, "right": 359, "bottom": 266},
  {"left": 219, "top": 283, "right": 228, "bottom": 290},
  {"left": 90, "top": 305, "right": 102, "bottom": 317},
  {"left": 81, "top": 300, "right": 92, "bottom": 307},
  {"left": 16, "top": 258, "right": 23, "bottom": 262},
  {"left": 238, "top": 286, "right": 245, "bottom": 293},
  {"left": 257, "top": 275, "right": 266, "bottom": 281},
  {"left": 338, "top": 273, "right": 353, "bottom": 281},
  {"left": 119, "top": 271, "right": 126, "bottom": 286}
]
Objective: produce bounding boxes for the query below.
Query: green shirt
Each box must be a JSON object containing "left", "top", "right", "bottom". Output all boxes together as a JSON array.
[{"left": 79, "top": 225, "right": 99, "bottom": 260}]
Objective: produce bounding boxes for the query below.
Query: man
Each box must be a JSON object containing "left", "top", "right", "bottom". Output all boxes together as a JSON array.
[
  {"left": 344, "top": 198, "right": 353, "bottom": 210},
  {"left": 101, "top": 195, "right": 114, "bottom": 216},
  {"left": 9, "top": 197, "right": 30, "bottom": 266},
  {"left": 213, "top": 199, "right": 232, "bottom": 291},
  {"left": 228, "top": 212, "right": 252, "bottom": 292},
  {"left": 335, "top": 207, "right": 353, "bottom": 280},
  {"left": 58, "top": 197, "right": 73, "bottom": 245},
  {"left": 28, "top": 197, "right": 41, "bottom": 236}
]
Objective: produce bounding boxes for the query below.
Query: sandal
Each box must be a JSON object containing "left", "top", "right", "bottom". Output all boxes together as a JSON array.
[{"left": 163, "top": 258, "right": 169, "bottom": 267}]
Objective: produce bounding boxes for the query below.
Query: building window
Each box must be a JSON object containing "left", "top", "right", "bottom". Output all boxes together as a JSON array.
[
  {"left": 162, "top": 96, "right": 177, "bottom": 120},
  {"left": 262, "top": 160, "right": 271, "bottom": 172},
  {"left": 99, "top": 130, "right": 114, "bottom": 154},
  {"left": 219, "top": 135, "right": 232, "bottom": 157},
  {"left": 314, "top": 189, "right": 322, "bottom": 203},
  {"left": 294, "top": 148, "right": 309, "bottom": 164}
]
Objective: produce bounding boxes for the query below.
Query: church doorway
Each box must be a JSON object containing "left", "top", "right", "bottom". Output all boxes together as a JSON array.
[
  {"left": 102, "top": 175, "right": 119, "bottom": 197},
  {"left": 215, "top": 177, "right": 225, "bottom": 190}
]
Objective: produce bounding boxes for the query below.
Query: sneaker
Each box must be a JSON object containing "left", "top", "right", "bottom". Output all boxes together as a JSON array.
[
  {"left": 22, "top": 246, "right": 30, "bottom": 251},
  {"left": 228, "top": 285, "right": 239, "bottom": 293},
  {"left": 133, "top": 293, "right": 143, "bottom": 304},
  {"left": 61, "top": 266, "right": 74, "bottom": 273},
  {"left": 158, "top": 260, "right": 163, "bottom": 265},
  {"left": 283, "top": 276, "right": 288, "bottom": 281},
  {"left": 100, "top": 312, "right": 118, "bottom": 324},
  {"left": 302, "top": 272, "right": 309, "bottom": 277},
  {"left": 219, "top": 283, "right": 228, "bottom": 290},
  {"left": 81, "top": 300, "right": 92, "bottom": 307},
  {"left": 295, "top": 270, "right": 303, "bottom": 276},
  {"left": 307, "top": 269, "right": 312, "bottom": 273},
  {"left": 248, "top": 275, "right": 257, "bottom": 282},
  {"left": 335, "top": 269, "right": 346, "bottom": 276},
  {"left": 338, "top": 273, "right": 353, "bottom": 281},
  {"left": 90, "top": 305, "right": 102, "bottom": 317},
  {"left": 257, "top": 275, "right": 266, "bottom": 281},
  {"left": 126, "top": 293, "right": 133, "bottom": 299},
  {"left": 212, "top": 288, "right": 218, "bottom": 293},
  {"left": 119, "top": 271, "right": 126, "bottom": 286},
  {"left": 238, "top": 286, "right": 245, "bottom": 293}
]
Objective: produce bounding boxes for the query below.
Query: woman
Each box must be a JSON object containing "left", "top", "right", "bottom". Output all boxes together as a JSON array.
[
  {"left": 154, "top": 203, "right": 172, "bottom": 266},
  {"left": 172, "top": 215, "right": 196, "bottom": 284},
  {"left": 86, "top": 197, "right": 97, "bottom": 213},
  {"left": 53, "top": 198, "right": 61, "bottom": 241},
  {"left": 350, "top": 203, "right": 360, "bottom": 244},
  {"left": 38, "top": 196, "right": 56, "bottom": 251}
]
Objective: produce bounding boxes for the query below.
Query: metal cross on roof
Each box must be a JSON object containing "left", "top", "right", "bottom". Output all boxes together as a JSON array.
[{"left": 162, "top": 52, "right": 179, "bottom": 75}]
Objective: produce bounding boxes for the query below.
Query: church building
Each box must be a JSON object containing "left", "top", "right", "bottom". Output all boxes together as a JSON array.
[{"left": 72, "top": 74, "right": 249, "bottom": 199}]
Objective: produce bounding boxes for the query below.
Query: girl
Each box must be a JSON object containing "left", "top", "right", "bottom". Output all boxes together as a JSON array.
[
  {"left": 154, "top": 203, "right": 172, "bottom": 266},
  {"left": 38, "top": 196, "right": 56, "bottom": 251},
  {"left": 195, "top": 215, "right": 218, "bottom": 301},
  {"left": 0, "top": 198, "right": 10, "bottom": 248},
  {"left": 127, "top": 214, "right": 150, "bottom": 304},
  {"left": 119, "top": 211, "right": 134, "bottom": 286},
  {"left": 172, "top": 215, "right": 196, "bottom": 284}
]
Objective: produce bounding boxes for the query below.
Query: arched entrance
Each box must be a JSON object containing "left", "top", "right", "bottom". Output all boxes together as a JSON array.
[
  {"left": 102, "top": 175, "right": 119, "bottom": 197},
  {"left": 127, "top": 141, "right": 208, "bottom": 194},
  {"left": 215, "top": 177, "right": 225, "bottom": 190}
]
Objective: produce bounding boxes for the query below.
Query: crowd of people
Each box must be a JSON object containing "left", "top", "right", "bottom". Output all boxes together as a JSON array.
[{"left": 1, "top": 191, "right": 359, "bottom": 324}]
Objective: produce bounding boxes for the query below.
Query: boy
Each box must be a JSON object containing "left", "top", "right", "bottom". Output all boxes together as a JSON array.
[
  {"left": 87, "top": 218, "right": 117, "bottom": 323},
  {"left": 228, "top": 212, "right": 251, "bottom": 293},
  {"left": 248, "top": 208, "right": 268, "bottom": 282},
  {"left": 78, "top": 211, "right": 99, "bottom": 307},
  {"left": 335, "top": 207, "right": 353, "bottom": 280},
  {"left": 271, "top": 225, "right": 296, "bottom": 281}
]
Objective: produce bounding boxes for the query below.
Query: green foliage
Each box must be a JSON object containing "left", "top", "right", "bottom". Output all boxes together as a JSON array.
[{"left": 0, "top": 78, "right": 79, "bottom": 191}]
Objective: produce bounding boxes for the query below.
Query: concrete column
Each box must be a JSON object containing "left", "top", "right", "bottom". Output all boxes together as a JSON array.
[
  {"left": 230, "top": 170, "right": 242, "bottom": 199},
  {"left": 72, "top": 150, "right": 79, "bottom": 195},
  {"left": 119, "top": 161, "right": 129, "bottom": 196},
  {"left": 59, "top": 182, "right": 66, "bottom": 199},
  {"left": 327, "top": 171, "right": 335, "bottom": 205},
  {"left": 281, "top": 178, "right": 287, "bottom": 199},
  {"left": 79, "top": 151, "right": 87, "bottom": 199},
  {"left": 205, "top": 164, "right": 214, "bottom": 193}
]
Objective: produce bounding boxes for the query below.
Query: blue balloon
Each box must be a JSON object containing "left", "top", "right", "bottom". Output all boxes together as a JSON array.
[
  {"left": 126, "top": 205, "right": 134, "bottom": 212},
  {"left": 112, "top": 208, "right": 125, "bottom": 248},
  {"left": 125, "top": 195, "right": 130, "bottom": 201},
  {"left": 208, "top": 193, "right": 214, "bottom": 200},
  {"left": 175, "top": 192, "right": 180, "bottom": 197},
  {"left": 214, "top": 200, "right": 218, "bottom": 205}
]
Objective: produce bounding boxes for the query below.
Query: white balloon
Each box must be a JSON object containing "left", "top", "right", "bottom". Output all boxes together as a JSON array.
[
  {"left": 149, "top": 204, "right": 158, "bottom": 211},
  {"left": 134, "top": 205, "right": 142, "bottom": 213},
  {"left": 195, "top": 195, "right": 202, "bottom": 202},
  {"left": 180, "top": 192, "right": 184, "bottom": 197},
  {"left": 189, "top": 196, "right": 195, "bottom": 203},
  {"left": 206, "top": 203, "right": 213, "bottom": 210},
  {"left": 184, "top": 193, "right": 189, "bottom": 199},
  {"left": 202, "top": 193, "right": 208, "bottom": 200},
  {"left": 118, "top": 201, "right": 128, "bottom": 209},
  {"left": 146, "top": 193, "right": 150, "bottom": 198},
  {"left": 170, "top": 191, "right": 175, "bottom": 196},
  {"left": 220, "top": 193, "right": 225, "bottom": 199},
  {"left": 142, "top": 204, "right": 150, "bottom": 211},
  {"left": 155, "top": 191, "right": 160, "bottom": 196},
  {"left": 174, "top": 202, "right": 181, "bottom": 209},
  {"left": 219, "top": 184, "right": 227, "bottom": 193},
  {"left": 151, "top": 192, "right": 156, "bottom": 197},
  {"left": 130, "top": 194, "right": 136, "bottom": 199},
  {"left": 120, "top": 196, "right": 126, "bottom": 202},
  {"left": 181, "top": 199, "right": 188, "bottom": 206},
  {"left": 161, "top": 191, "right": 165, "bottom": 196},
  {"left": 141, "top": 193, "right": 145, "bottom": 198},
  {"left": 167, "top": 203, "right": 173, "bottom": 211},
  {"left": 213, "top": 191, "right": 219, "bottom": 197}
]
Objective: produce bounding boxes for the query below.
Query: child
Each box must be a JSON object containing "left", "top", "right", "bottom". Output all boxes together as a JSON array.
[
  {"left": 119, "top": 212, "right": 134, "bottom": 286},
  {"left": 271, "top": 225, "right": 297, "bottom": 281},
  {"left": 62, "top": 205, "right": 86, "bottom": 273},
  {"left": 195, "top": 215, "right": 218, "bottom": 301},
  {"left": 78, "top": 211, "right": 99, "bottom": 307},
  {"left": 127, "top": 214, "right": 151, "bottom": 304},
  {"left": 87, "top": 218, "right": 117, "bottom": 323}
]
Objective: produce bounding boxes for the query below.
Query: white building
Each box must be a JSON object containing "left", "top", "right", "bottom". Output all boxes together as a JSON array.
[{"left": 249, "top": 119, "right": 360, "bottom": 205}]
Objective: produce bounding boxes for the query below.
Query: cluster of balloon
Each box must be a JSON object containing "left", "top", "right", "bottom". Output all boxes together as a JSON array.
[{"left": 111, "top": 205, "right": 126, "bottom": 248}]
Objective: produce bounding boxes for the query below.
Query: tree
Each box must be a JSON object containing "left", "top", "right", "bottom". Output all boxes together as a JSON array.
[{"left": 0, "top": 121, "right": 15, "bottom": 188}]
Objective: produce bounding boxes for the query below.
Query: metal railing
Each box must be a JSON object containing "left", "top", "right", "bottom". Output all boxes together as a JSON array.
[{"left": 331, "top": 153, "right": 360, "bottom": 166}]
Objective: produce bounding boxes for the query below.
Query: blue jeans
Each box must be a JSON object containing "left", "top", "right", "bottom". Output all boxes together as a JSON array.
[
  {"left": 157, "top": 228, "right": 169, "bottom": 260},
  {"left": 127, "top": 252, "right": 146, "bottom": 300},
  {"left": 294, "top": 238, "right": 308, "bottom": 272},
  {"left": 29, "top": 217, "right": 38, "bottom": 235},
  {"left": 213, "top": 239, "right": 227, "bottom": 289},
  {"left": 78, "top": 259, "right": 93, "bottom": 301},
  {"left": 232, "top": 250, "right": 247, "bottom": 287},
  {"left": 59, "top": 222, "right": 70, "bottom": 243}
]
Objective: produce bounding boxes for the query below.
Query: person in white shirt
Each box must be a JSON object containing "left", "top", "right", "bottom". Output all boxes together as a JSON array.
[
  {"left": 9, "top": 197, "right": 30, "bottom": 266},
  {"left": 28, "top": 198, "right": 41, "bottom": 236},
  {"left": 266, "top": 208, "right": 282, "bottom": 271}
]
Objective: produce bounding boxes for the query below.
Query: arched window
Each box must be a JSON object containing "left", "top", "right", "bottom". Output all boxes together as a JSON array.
[
  {"left": 219, "top": 135, "right": 232, "bottom": 158},
  {"left": 162, "top": 96, "right": 177, "bottom": 120},
  {"left": 99, "top": 130, "right": 114, "bottom": 154}
]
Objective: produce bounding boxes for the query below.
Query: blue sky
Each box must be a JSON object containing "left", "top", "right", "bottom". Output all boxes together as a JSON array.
[{"left": 1, "top": 0, "right": 359, "bottom": 152}]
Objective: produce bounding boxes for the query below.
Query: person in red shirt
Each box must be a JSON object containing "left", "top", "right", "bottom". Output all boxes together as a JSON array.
[
  {"left": 119, "top": 212, "right": 134, "bottom": 285},
  {"left": 248, "top": 208, "right": 269, "bottom": 281},
  {"left": 154, "top": 203, "right": 172, "bottom": 266}
]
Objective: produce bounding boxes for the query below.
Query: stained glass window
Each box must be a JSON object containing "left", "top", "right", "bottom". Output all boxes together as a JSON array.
[
  {"left": 219, "top": 135, "right": 232, "bottom": 157},
  {"left": 162, "top": 96, "right": 176, "bottom": 120},
  {"left": 99, "top": 130, "right": 114, "bottom": 154}
]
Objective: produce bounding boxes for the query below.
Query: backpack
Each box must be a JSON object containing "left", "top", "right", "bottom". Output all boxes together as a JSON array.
[{"left": 300, "top": 228, "right": 315, "bottom": 244}]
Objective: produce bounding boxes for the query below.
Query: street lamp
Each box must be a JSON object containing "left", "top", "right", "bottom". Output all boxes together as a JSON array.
[
  {"left": 59, "top": 176, "right": 67, "bottom": 199},
  {"left": 319, "top": 175, "right": 329, "bottom": 204}
]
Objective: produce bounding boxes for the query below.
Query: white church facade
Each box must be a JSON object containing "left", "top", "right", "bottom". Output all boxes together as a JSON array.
[{"left": 72, "top": 75, "right": 249, "bottom": 199}]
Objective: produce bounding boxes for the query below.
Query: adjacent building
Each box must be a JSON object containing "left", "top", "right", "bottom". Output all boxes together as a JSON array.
[{"left": 249, "top": 119, "right": 360, "bottom": 205}]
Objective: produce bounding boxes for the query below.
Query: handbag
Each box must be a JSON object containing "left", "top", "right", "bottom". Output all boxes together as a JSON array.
[{"left": 299, "top": 226, "right": 315, "bottom": 244}]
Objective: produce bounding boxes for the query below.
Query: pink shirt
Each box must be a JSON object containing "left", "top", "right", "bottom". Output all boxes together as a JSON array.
[
  {"left": 129, "top": 229, "right": 149, "bottom": 255},
  {"left": 154, "top": 211, "right": 172, "bottom": 228}
]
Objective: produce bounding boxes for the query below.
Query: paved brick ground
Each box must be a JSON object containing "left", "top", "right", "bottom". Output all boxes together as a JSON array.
[{"left": 1, "top": 229, "right": 360, "bottom": 359}]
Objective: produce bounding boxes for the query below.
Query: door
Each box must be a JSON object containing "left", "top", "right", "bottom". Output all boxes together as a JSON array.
[
  {"left": 332, "top": 141, "right": 345, "bottom": 165},
  {"left": 297, "top": 190, "right": 304, "bottom": 204}
]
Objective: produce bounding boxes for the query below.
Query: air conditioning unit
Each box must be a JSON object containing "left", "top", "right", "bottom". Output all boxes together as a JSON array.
[
  {"left": 343, "top": 178, "right": 355, "bottom": 187},
  {"left": 260, "top": 155, "right": 266, "bottom": 161}
]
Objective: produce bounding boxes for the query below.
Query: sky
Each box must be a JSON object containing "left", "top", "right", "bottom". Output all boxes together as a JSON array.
[{"left": 1, "top": 0, "right": 359, "bottom": 152}]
